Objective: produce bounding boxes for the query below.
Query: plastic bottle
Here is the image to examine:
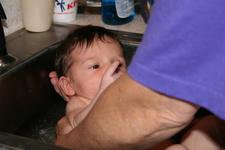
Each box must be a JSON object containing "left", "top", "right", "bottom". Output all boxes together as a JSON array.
[
  {"left": 101, "top": 0, "right": 135, "bottom": 25},
  {"left": 21, "top": 0, "right": 54, "bottom": 32},
  {"left": 53, "top": 0, "right": 78, "bottom": 23}
]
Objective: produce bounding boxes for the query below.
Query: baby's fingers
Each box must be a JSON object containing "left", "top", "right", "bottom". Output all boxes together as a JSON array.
[
  {"left": 49, "top": 71, "right": 70, "bottom": 102},
  {"left": 49, "top": 71, "right": 60, "bottom": 93},
  {"left": 56, "top": 117, "right": 73, "bottom": 136}
]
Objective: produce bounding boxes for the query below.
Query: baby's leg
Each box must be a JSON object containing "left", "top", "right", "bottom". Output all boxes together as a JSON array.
[
  {"left": 180, "top": 115, "right": 225, "bottom": 150},
  {"left": 166, "top": 144, "right": 189, "bottom": 150},
  {"left": 150, "top": 139, "right": 176, "bottom": 150}
]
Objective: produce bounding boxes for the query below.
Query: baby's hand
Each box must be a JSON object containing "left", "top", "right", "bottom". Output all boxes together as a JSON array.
[
  {"left": 56, "top": 116, "right": 73, "bottom": 136},
  {"left": 99, "top": 61, "right": 125, "bottom": 93},
  {"left": 66, "top": 97, "right": 90, "bottom": 115},
  {"left": 65, "top": 97, "right": 90, "bottom": 128}
]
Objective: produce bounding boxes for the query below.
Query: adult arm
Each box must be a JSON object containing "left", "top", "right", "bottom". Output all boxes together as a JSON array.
[
  {"left": 54, "top": 0, "right": 225, "bottom": 149},
  {"left": 55, "top": 74, "right": 198, "bottom": 150}
]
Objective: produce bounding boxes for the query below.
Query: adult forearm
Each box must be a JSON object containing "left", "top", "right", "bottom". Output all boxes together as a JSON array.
[{"left": 55, "top": 74, "right": 198, "bottom": 150}]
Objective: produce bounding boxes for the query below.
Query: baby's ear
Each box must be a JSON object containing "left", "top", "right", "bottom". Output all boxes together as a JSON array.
[{"left": 58, "top": 76, "right": 75, "bottom": 96}]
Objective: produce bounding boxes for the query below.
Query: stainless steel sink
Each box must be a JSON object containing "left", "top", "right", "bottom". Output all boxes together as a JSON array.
[
  {"left": 0, "top": 25, "right": 142, "bottom": 147},
  {"left": 14, "top": 40, "right": 140, "bottom": 144},
  {"left": 0, "top": 25, "right": 211, "bottom": 149}
]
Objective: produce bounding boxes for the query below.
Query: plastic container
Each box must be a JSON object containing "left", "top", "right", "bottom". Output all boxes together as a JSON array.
[
  {"left": 101, "top": 0, "right": 135, "bottom": 25},
  {"left": 53, "top": 0, "right": 78, "bottom": 23},
  {"left": 21, "top": 0, "right": 54, "bottom": 32}
]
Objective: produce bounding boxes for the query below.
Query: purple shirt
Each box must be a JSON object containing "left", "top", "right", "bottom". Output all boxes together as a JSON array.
[{"left": 128, "top": 0, "right": 225, "bottom": 120}]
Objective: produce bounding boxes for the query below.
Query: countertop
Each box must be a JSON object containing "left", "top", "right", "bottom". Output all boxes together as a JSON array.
[
  {"left": 4, "top": 17, "right": 144, "bottom": 75},
  {"left": 4, "top": 14, "right": 146, "bottom": 73},
  {"left": 54, "top": 14, "right": 147, "bottom": 34}
]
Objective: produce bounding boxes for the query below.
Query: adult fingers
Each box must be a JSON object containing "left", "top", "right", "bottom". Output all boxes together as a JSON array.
[
  {"left": 49, "top": 71, "right": 70, "bottom": 101},
  {"left": 104, "top": 61, "right": 121, "bottom": 78},
  {"left": 49, "top": 71, "right": 61, "bottom": 93}
]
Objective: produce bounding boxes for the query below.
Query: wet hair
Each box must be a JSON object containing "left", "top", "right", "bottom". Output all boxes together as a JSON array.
[{"left": 55, "top": 25, "right": 122, "bottom": 77}]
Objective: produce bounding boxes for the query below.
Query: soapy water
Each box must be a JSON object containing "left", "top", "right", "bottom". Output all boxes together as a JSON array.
[
  {"left": 39, "top": 127, "right": 56, "bottom": 144},
  {"left": 0, "top": 144, "right": 23, "bottom": 150},
  {"left": 32, "top": 117, "right": 57, "bottom": 144}
]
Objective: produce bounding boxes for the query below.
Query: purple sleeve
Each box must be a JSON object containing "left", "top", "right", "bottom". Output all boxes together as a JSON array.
[{"left": 128, "top": 0, "right": 225, "bottom": 120}]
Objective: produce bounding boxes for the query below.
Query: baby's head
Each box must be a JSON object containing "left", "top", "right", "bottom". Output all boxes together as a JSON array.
[{"left": 55, "top": 25, "right": 126, "bottom": 100}]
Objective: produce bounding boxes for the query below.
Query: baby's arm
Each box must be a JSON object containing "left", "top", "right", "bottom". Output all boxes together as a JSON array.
[
  {"left": 66, "top": 97, "right": 90, "bottom": 129},
  {"left": 57, "top": 97, "right": 90, "bottom": 135}
]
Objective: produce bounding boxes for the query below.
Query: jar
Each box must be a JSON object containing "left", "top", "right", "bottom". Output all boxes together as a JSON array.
[
  {"left": 21, "top": 0, "right": 54, "bottom": 32},
  {"left": 101, "top": 0, "right": 135, "bottom": 25}
]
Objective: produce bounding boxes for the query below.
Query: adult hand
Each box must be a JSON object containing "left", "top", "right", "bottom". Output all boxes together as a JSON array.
[
  {"left": 49, "top": 71, "right": 70, "bottom": 102},
  {"left": 99, "top": 60, "right": 126, "bottom": 94},
  {"left": 68, "top": 61, "right": 125, "bottom": 128}
]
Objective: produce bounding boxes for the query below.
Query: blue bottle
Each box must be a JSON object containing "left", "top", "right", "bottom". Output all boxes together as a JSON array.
[{"left": 101, "top": 0, "right": 135, "bottom": 25}]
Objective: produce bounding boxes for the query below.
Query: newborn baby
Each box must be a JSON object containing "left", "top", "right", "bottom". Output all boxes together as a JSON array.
[{"left": 52, "top": 25, "right": 126, "bottom": 135}]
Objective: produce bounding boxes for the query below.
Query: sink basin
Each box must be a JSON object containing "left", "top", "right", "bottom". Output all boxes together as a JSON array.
[
  {"left": 0, "top": 26, "right": 142, "bottom": 147},
  {"left": 14, "top": 40, "right": 140, "bottom": 144},
  {"left": 0, "top": 25, "right": 211, "bottom": 149}
]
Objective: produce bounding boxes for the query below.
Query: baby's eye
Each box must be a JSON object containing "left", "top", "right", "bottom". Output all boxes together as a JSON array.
[{"left": 89, "top": 64, "right": 100, "bottom": 70}]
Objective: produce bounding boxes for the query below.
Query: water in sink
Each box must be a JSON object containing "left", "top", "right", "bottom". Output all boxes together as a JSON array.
[{"left": 14, "top": 99, "right": 65, "bottom": 144}]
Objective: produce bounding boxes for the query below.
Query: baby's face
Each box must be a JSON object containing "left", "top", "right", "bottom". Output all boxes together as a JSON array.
[{"left": 67, "top": 38, "right": 126, "bottom": 100}]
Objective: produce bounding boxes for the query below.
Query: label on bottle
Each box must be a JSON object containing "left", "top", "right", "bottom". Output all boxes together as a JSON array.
[
  {"left": 53, "top": 0, "right": 78, "bottom": 23},
  {"left": 115, "top": 0, "right": 134, "bottom": 18}
]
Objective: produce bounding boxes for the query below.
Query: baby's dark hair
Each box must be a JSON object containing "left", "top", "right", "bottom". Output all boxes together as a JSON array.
[{"left": 55, "top": 25, "right": 122, "bottom": 77}]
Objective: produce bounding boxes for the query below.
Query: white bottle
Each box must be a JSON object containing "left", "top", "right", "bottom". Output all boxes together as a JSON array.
[
  {"left": 53, "top": 0, "right": 78, "bottom": 23},
  {"left": 115, "top": 0, "right": 135, "bottom": 18},
  {"left": 21, "top": 0, "right": 54, "bottom": 32}
]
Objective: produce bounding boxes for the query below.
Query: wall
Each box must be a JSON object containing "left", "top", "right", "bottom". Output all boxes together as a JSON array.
[{"left": 0, "top": 0, "right": 23, "bottom": 36}]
